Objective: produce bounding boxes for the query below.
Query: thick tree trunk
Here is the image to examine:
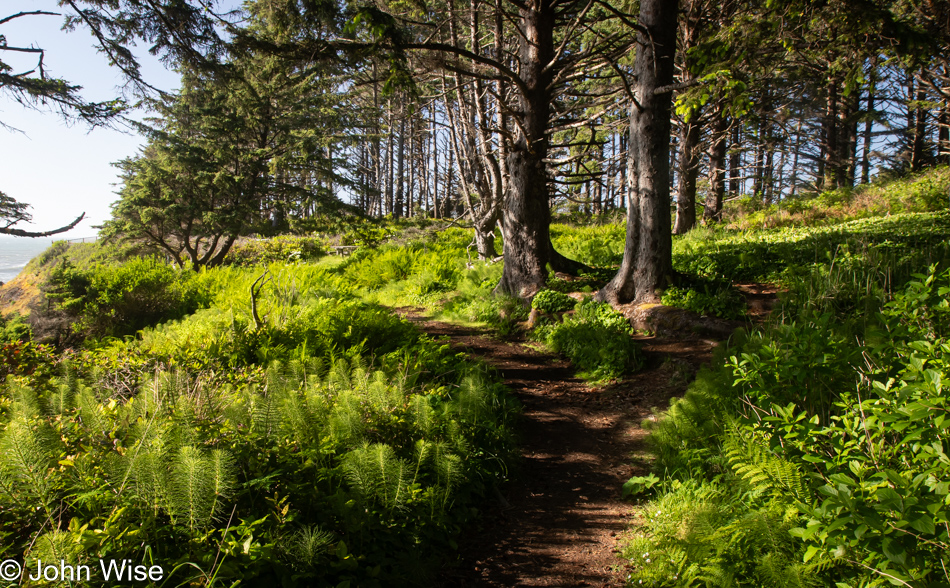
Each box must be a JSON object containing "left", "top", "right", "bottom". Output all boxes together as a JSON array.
[
  {"left": 496, "top": 145, "right": 553, "bottom": 296},
  {"left": 495, "top": 0, "right": 556, "bottom": 298},
  {"left": 598, "top": 0, "right": 678, "bottom": 304},
  {"left": 474, "top": 218, "right": 497, "bottom": 259},
  {"left": 673, "top": 118, "right": 700, "bottom": 234}
]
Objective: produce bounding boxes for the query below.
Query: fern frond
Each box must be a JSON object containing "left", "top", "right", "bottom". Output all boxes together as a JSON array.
[
  {"left": 207, "top": 449, "right": 235, "bottom": 524},
  {"left": 0, "top": 416, "right": 59, "bottom": 512},
  {"left": 409, "top": 395, "right": 437, "bottom": 438},
  {"left": 723, "top": 426, "right": 808, "bottom": 502},
  {"left": 169, "top": 445, "right": 214, "bottom": 531},
  {"left": 327, "top": 358, "right": 352, "bottom": 392},
  {"left": 30, "top": 530, "right": 83, "bottom": 568},
  {"left": 253, "top": 390, "right": 283, "bottom": 436},
  {"left": 49, "top": 378, "right": 79, "bottom": 416},
  {"left": 343, "top": 443, "right": 409, "bottom": 511},
  {"left": 287, "top": 525, "right": 334, "bottom": 570},
  {"left": 328, "top": 392, "right": 365, "bottom": 447},
  {"left": 77, "top": 388, "right": 110, "bottom": 439}
]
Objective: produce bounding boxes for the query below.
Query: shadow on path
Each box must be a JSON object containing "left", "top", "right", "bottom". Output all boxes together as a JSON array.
[{"left": 396, "top": 309, "right": 716, "bottom": 587}]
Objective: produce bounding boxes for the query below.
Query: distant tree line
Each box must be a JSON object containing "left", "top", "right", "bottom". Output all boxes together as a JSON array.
[{"left": 5, "top": 0, "right": 948, "bottom": 301}]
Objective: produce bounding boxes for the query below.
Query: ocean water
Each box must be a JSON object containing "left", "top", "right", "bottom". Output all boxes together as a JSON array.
[{"left": 0, "top": 237, "right": 56, "bottom": 284}]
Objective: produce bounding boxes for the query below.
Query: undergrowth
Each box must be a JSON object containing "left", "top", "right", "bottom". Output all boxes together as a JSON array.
[
  {"left": 622, "top": 267, "right": 950, "bottom": 587},
  {"left": 0, "top": 257, "right": 516, "bottom": 587}
]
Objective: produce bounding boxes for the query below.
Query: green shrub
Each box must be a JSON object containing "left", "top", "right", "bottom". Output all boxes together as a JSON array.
[
  {"left": 0, "top": 313, "right": 30, "bottom": 344},
  {"left": 531, "top": 289, "right": 575, "bottom": 314},
  {"left": 536, "top": 298, "right": 641, "bottom": 382},
  {"left": 624, "top": 267, "right": 950, "bottom": 587},
  {"left": 224, "top": 235, "right": 329, "bottom": 266},
  {"left": 661, "top": 281, "right": 746, "bottom": 320},
  {"left": 44, "top": 258, "right": 209, "bottom": 338}
]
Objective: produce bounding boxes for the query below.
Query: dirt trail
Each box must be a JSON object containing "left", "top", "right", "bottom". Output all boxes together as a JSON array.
[{"left": 398, "top": 311, "right": 718, "bottom": 587}]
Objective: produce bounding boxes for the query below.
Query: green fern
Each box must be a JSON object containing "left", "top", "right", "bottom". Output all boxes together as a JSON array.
[
  {"left": 409, "top": 395, "right": 437, "bottom": 438},
  {"left": 76, "top": 388, "right": 111, "bottom": 439},
  {"left": 170, "top": 445, "right": 233, "bottom": 531},
  {"left": 0, "top": 416, "right": 60, "bottom": 513},
  {"left": 328, "top": 391, "right": 366, "bottom": 447},
  {"left": 30, "top": 530, "right": 85, "bottom": 574},
  {"left": 343, "top": 443, "right": 409, "bottom": 511},
  {"left": 286, "top": 525, "right": 334, "bottom": 570},
  {"left": 723, "top": 425, "right": 808, "bottom": 502}
]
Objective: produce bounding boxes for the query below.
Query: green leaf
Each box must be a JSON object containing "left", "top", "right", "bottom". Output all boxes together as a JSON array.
[
  {"left": 907, "top": 514, "right": 936, "bottom": 535},
  {"left": 881, "top": 536, "right": 907, "bottom": 566}
]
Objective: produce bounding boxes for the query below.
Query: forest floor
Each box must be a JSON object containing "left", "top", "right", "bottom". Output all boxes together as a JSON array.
[{"left": 396, "top": 309, "right": 723, "bottom": 587}]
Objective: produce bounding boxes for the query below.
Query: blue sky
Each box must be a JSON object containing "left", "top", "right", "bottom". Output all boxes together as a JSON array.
[{"left": 1, "top": 1, "right": 183, "bottom": 238}]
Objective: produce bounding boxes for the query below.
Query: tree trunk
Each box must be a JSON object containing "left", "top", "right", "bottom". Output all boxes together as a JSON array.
[
  {"left": 598, "top": 0, "right": 678, "bottom": 304},
  {"left": 494, "top": 0, "right": 556, "bottom": 298},
  {"left": 673, "top": 117, "right": 700, "bottom": 233},
  {"left": 753, "top": 114, "right": 766, "bottom": 199},
  {"left": 729, "top": 125, "right": 741, "bottom": 196},
  {"left": 912, "top": 81, "right": 927, "bottom": 172},
  {"left": 822, "top": 76, "right": 840, "bottom": 190},
  {"left": 474, "top": 218, "right": 497, "bottom": 258},
  {"left": 395, "top": 115, "right": 406, "bottom": 218},
  {"left": 704, "top": 104, "right": 727, "bottom": 222},
  {"left": 843, "top": 91, "right": 860, "bottom": 188},
  {"left": 861, "top": 60, "right": 877, "bottom": 184},
  {"left": 939, "top": 103, "right": 949, "bottom": 165},
  {"left": 386, "top": 103, "right": 395, "bottom": 215}
]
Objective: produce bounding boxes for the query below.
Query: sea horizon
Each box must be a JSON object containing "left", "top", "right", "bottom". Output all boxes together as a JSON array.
[{"left": 0, "top": 236, "right": 96, "bottom": 284}]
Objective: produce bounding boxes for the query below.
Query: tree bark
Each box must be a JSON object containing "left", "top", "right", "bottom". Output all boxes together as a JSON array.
[
  {"left": 861, "top": 60, "right": 877, "bottom": 184},
  {"left": 673, "top": 117, "right": 700, "bottom": 233},
  {"left": 939, "top": 103, "right": 949, "bottom": 165},
  {"left": 598, "top": 0, "right": 679, "bottom": 304},
  {"left": 494, "top": 0, "right": 556, "bottom": 298},
  {"left": 395, "top": 114, "right": 406, "bottom": 218},
  {"left": 729, "top": 124, "right": 741, "bottom": 196},
  {"left": 912, "top": 81, "right": 927, "bottom": 172},
  {"left": 704, "top": 104, "right": 727, "bottom": 222},
  {"left": 822, "top": 76, "right": 840, "bottom": 190}
]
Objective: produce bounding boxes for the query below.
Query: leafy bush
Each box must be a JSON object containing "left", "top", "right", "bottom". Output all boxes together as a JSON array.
[
  {"left": 44, "top": 258, "right": 210, "bottom": 338},
  {"left": 224, "top": 235, "right": 329, "bottom": 266},
  {"left": 0, "top": 313, "right": 30, "bottom": 344},
  {"left": 661, "top": 281, "right": 746, "bottom": 320},
  {"left": 624, "top": 267, "right": 950, "bottom": 587},
  {"left": 531, "top": 289, "right": 575, "bottom": 314},
  {"left": 536, "top": 298, "right": 641, "bottom": 382}
]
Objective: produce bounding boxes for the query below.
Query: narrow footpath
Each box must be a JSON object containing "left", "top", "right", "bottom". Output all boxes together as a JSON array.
[{"left": 398, "top": 310, "right": 718, "bottom": 587}]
